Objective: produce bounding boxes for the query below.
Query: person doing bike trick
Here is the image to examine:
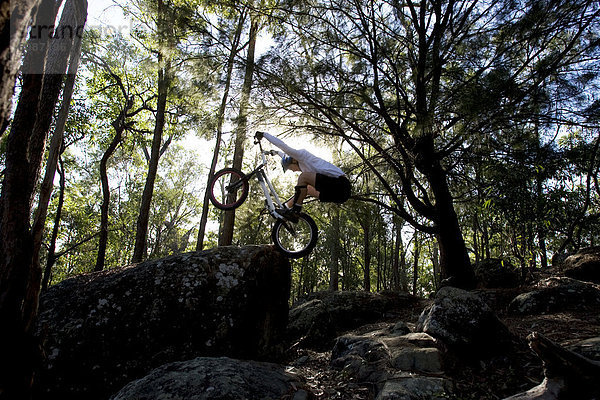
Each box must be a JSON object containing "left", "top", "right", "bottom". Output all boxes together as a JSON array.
[{"left": 255, "top": 131, "right": 352, "bottom": 221}]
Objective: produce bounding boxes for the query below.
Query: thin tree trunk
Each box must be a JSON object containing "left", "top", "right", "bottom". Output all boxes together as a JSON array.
[
  {"left": 219, "top": 14, "right": 258, "bottom": 246},
  {"left": 376, "top": 228, "right": 381, "bottom": 291},
  {"left": 381, "top": 235, "right": 387, "bottom": 290},
  {"left": 472, "top": 213, "right": 480, "bottom": 264},
  {"left": 329, "top": 207, "right": 340, "bottom": 291},
  {"left": 132, "top": 62, "right": 169, "bottom": 262},
  {"left": 297, "top": 256, "right": 307, "bottom": 299},
  {"left": 363, "top": 225, "right": 371, "bottom": 292},
  {"left": 32, "top": 28, "right": 83, "bottom": 270},
  {"left": 132, "top": 0, "right": 171, "bottom": 262},
  {"left": 558, "top": 133, "right": 600, "bottom": 253},
  {"left": 42, "top": 157, "right": 66, "bottom": 291},
  {"left": 431, "top": 241, "right": 440, "bottom": 290},
  {"left": 196, "top": 11, "right": 244, "bottom": 251},
  {"left": 27, "top": 0, "right": 86, "bottom": 201},
  {"left": 412, "top": 232, "right": 420, "bottom": 296},
  {"left": 392, "top": 219, "right": 401, "bottom": 290},
  {"left": 96, "top": 98, "right": 132, "bottom": 271}
]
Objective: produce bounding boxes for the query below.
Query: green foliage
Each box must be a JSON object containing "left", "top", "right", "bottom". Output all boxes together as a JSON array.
[{"left": 28, "top": 0, "right": 600, "bottom": 296}]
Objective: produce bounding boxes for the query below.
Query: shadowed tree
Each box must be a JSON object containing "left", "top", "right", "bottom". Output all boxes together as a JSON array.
[
  {"left": 256, "top": 0, "right": 600, "bottom": 288},
  {"left": 0, "top": 0, "right": 87, "bottom": 396},
  {"left": 0, "top": 0, "right": 43, "bottom": 134},
  {"left": 219, "top": 7, "right": 259, "bottom": 246}
]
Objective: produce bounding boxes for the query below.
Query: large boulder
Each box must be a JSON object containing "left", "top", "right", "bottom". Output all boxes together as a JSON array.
[
  {"left": 34, "top": 245, "right": 291, "bottom": 400},
  {"left": 562, "top": 246, "right": 600, "bottom": 283},
  {"left": 288, "top": 290, "right": 420, "bottom": 350},
  {"left": 473, "top": 258, "right": 519, "bottom": 288},
  {"left": 508, "top": 277, "right": 600, "bottom": 315},
  {"left": 111, "top": 357, "right": 309, "bottom": 400},
  {"left": 416, "top": 287, "right": 512, "bottom": 356}
]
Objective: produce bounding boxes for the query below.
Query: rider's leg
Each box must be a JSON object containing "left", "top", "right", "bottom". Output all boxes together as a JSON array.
[
  {"left": 286, "top": 172, "right": 316, "bottom": 209},
  {"left": 307, "top": 185, "right": 320, "bottom": 198},
  {"left": 284, "top": 186, "right": 319, "bottom": 205},
  {"left": 287, "top": 185, "right": 307, "bottom": 211}
]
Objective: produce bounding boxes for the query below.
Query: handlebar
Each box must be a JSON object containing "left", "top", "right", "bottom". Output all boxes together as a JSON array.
[
  {"left": 254, "top": 131, "right": 278, "bottom": 157},
  {"left": 254, "top": 131, "right": 267, "bottom": 144}
]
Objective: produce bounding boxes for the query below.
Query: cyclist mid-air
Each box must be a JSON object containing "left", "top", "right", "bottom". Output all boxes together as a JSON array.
[{"left": 255, "top": 131, "right": 351, "bottom": 222}]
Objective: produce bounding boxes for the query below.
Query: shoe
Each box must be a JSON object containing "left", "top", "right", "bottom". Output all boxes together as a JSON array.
[{"left": 276, "top": 207, "right": 299, "bottom": 223}]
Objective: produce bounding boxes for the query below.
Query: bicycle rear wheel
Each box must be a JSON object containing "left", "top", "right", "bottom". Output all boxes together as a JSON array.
[
  {"left": 271, "top": 213, "right": 318, "bottom": 259},
  {"left": 209, "top": 168, "right": 249, "bottom": 210}
]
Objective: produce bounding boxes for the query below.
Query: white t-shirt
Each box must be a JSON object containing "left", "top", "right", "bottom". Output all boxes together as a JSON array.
[{"left": 263, "top": 133, "right": 345, "bottom": 178}]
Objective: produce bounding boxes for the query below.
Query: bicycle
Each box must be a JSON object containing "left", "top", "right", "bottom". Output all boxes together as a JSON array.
[{"left": 208, "top": 136, "right": 318, "bottom": 259}]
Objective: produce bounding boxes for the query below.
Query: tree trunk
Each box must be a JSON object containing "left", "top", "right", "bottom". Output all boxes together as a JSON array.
[
  {"left": 297, "top": 255, "right": 307, "bottom": 299},
  {"left": 196, "top": 11, "right": 244, "bottom": 251},
  {"left": 219, "top": 15, "right": 258, "bottom": 246},
  {"left": 131, "top": 0, "right": 172, "bottom": 263},
  {"left": 4, "top": 0, "right": 61, "bottom": 188},
  {"left": 376, "top": 235, "right": 381, "bottom": 291},
  {"left": 392, "top": 219, "right": 401, "bottom": 290},
  {"left": 362, "top": 222, "right": 371, "bottom": 292},
  {"left": 0, "top": 1, "right": 87, "bottom": 397},
  {"left": 472, "top": 213, "right": 480, "bottom": 264},
  {"left": 427, "top": 160, "right": 474, "bottom": 289},
  {"left": 132, "top": 0, "right": 171, "bottom": 262},
  {"left": 431, "top": 241, "right": 440, "bottom": 290},
  {"left": 329, "top": 207, "right": 340, "bottom": 291},
  {"left": 27, "top": 0, "right": 86, "bottom": 200},
  {"left": 0, "top": 0, "right": 43, "bottom": 135},
  {"left": 132, "top": 61, "right": 169, "bottom": 263},
  {"left": 412, "top": 231, "right": 420, "bottom": 297},
  {"left": 96, "top": 98, "right": 132, "bottom": 271},
  {"left": 42, "top": 158, "right": 66, "bottom": 291},
  {"left": 32, "top": 28, "right": 83, "bottom": 272}
]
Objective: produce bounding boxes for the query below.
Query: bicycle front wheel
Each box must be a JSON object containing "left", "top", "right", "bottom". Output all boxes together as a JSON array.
[
  {"left": 209, "top": 168, "right": 249, "bottom": 210},
  {"left": 271, "top": 213, "right": 318, "bottom": 259}
]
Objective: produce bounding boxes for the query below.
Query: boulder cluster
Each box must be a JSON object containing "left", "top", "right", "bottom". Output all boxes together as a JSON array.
[{"left": 33, "top": 245, "right": 600, "bottom": 399}]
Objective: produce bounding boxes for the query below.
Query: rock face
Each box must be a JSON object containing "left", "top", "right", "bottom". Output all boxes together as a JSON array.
[
  {"left": 416, "top": 286, "right": 512, "bottom": 355},
  {"left": 473, "top": 258, "right": 519, "bottom": 288},
  {"left": 111, "top": 357, "right": 308, "bottom": 400},
  {"left": 34, "top": 245, "right": 291, "bottom": 400},
  {"left": 568, "top": 336, "right": 600, "bottom": 361},
  {"left": 508, "top": 277, "right": 600, "bottom": 315},
  {"left": 562, "top": 246, "right": 600, "bottom": 284},
  {"left": 330, "top": 324, "right": 452, "bottom": 399},
  {"left": 288, "top": 290, "right": 420, "bottom": 350}
]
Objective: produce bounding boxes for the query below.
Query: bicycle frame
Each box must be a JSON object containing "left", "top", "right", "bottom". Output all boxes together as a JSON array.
[{"left": 238, "top": 140, "right": 286, "bottom": 219}]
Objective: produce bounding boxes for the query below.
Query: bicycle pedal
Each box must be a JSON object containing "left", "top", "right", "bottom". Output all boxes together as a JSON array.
[{"left": 276, "top": 207, "right": 299, "bottom": 223}]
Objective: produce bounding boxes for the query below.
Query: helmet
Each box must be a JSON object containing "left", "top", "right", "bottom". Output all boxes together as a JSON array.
[{"left": 281, "top": 155, "right": 293, "bottom": 171}]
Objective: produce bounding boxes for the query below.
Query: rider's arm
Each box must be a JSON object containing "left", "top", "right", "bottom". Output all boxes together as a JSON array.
[{"left": 262, "top": 132, "right": 305, "bottom": 161}]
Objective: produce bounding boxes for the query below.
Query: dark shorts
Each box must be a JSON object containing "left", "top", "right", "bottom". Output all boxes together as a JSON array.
[{"left": 314, "top": 174, "right": 351, "bottom": 204}]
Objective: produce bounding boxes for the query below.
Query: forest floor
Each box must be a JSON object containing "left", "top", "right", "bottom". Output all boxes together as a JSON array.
[{"left": 285, "top": 287, "right": 600, "bottom": 399}]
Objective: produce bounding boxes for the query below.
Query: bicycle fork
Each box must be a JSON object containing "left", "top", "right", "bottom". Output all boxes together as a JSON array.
[
  {"left": 256, "top": 171, "right": 284, "bottom": 219},
  {"left": 256, "top": 172, "right": 297, "bottom": 235}
]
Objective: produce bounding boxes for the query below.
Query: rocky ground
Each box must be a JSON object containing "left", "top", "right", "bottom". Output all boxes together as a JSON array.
[
  {"left": 35, "top": 245, "right": 600, "bottom": 400},
  {"left": 283, "top": 280, "right": 600, "bottom": 399}
]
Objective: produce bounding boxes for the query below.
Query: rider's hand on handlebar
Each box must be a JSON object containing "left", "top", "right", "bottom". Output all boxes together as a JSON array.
[{"left": 255, "top": 131, "right": 266, "bottom": 141}]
